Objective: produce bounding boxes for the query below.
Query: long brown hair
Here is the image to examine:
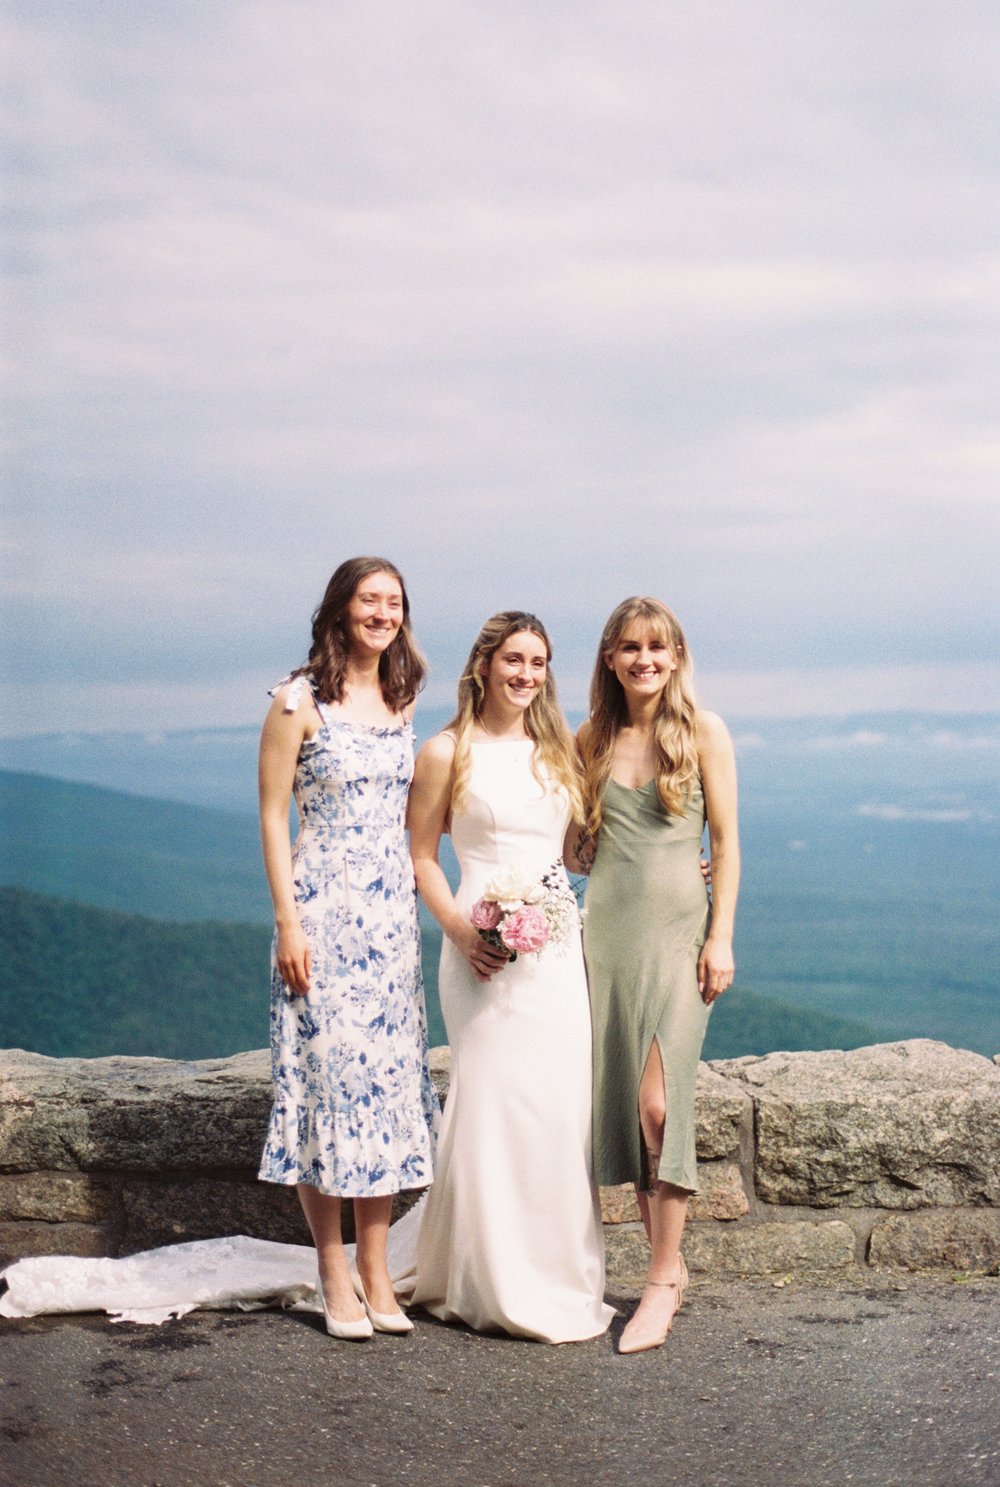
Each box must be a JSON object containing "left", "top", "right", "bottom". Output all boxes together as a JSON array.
[
  {"left": 581, "top": 597, "right": 698, "bottom": 838},
  {"left": 291, "top": 557, "right": 426, "bottom": 710},
  {"left": 447, "top": 611, "right": 583, "bottom": 821}
]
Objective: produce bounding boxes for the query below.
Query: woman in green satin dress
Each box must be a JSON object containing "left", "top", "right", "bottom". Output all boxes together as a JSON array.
[{"left": 575, "top": 597, "right": 740, "bottom": 1355}]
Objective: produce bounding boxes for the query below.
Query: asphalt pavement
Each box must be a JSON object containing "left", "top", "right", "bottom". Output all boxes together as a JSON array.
[{"left": 2, "top": 1274, "right": 998, "bottom": 1487}]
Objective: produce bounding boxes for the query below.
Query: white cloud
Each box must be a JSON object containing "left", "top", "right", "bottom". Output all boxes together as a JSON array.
[
  {"left": 856, "top": 803, "right": 982, "bottom": 824},
  {"left": 806, "top": 731, "right": 890, "bottom": 750},
  {"left": 927, "top": 728, "right": 1000, "bottom": 751}
]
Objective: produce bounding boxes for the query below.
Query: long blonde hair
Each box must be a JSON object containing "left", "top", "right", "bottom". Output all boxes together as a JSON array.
[
  {"left": 581, "top": 597, "right": 698, "bottom": 838},
  {"left": 447, "top": 611, "right": 583, "bottom": 821}
]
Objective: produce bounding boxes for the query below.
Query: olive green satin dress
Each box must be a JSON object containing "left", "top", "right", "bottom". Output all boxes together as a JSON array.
[{"left": 583, "top": 776, "right": 710, "bottom": 1193}]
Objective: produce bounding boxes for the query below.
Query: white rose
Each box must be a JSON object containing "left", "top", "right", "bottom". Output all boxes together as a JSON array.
[{"left": 483, "top": 863, "right": 542, "bottom": 911}]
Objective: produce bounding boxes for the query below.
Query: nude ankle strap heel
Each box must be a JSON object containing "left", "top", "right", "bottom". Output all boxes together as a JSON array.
[{"left": 617, "top": 1255, "right": 688, "bottom": 1355}]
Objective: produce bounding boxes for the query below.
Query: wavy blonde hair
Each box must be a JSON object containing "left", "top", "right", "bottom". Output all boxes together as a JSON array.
[
  {"left": 447, "top": 612, "right": 583, "bottom": 822},
  {"left": 581, "top": 597, "right": 699, "bottom": 838}
]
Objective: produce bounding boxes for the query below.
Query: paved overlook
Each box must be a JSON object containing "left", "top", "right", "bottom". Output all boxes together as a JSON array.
[
  {"left": 3, "top": 1042, "right": 999, "bottom": 1485},
  {"left": 2, "top": 1273, "right": 998, "bottom": 1487}
]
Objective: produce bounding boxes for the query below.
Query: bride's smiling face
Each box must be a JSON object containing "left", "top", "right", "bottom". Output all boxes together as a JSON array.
[{"left": 482, "top": 630, "right": 548, "bottom": 712}]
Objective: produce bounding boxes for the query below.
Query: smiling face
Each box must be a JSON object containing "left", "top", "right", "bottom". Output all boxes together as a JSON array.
[
  {"left": 605, "top": 623, "right": 678, "bottom": 699},
  {"left": 482, "top": 629, "right": 549, "bottom": 713},
  {"left": 342, "top": 570, "right": 405, "bottom": 658}
]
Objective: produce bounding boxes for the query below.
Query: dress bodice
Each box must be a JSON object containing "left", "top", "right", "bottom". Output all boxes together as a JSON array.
[
  {"left": 272, "top": 674, "right": 414, "bottom": 845},
  {"left": 592, "top": 775, "right": 706, "bottom": 919},
  {"left": 449, "top": 741, "right": 571, "bottom": 905},
  {"left": 274, "top": 678, "right": 417, "bottom": 903},
  {"left": 293, "top": 710, "right": 414, "bottom": 842}
]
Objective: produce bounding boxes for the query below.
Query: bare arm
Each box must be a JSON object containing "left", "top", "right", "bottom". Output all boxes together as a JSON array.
[
  {"left": 258, "top": 688, "right": 315, "bottom": 995},
  {"left": 696, "top": 709, "right": 740, "bottom": 1005},
  {"left": 406, "top": 735, "right": 510, "bottom": 983}
]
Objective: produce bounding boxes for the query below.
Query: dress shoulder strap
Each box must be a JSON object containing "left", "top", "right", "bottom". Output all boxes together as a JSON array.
[{"left": 268, "top": 674, "right": 318, "bottom": 714}]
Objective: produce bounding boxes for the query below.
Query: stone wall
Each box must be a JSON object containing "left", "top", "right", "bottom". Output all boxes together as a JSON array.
[{"left": 1, "top": 1040, "right": 998, "bottom": 1281}]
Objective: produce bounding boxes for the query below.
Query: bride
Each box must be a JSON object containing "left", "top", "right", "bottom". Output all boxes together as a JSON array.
[{"left": 404, "top": 611, "right": 613, "bottom": 1343}]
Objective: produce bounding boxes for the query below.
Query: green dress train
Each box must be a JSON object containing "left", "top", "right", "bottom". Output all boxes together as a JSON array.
[{"left": 583, "top": 775, "right": 711, "bottom": 1193}]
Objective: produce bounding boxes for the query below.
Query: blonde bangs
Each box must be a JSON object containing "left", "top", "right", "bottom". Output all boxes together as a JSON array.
[{"left": 582, "top": 596, "right": 699, "bottom": 837}]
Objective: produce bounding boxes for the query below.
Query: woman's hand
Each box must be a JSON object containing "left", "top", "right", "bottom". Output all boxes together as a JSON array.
[
  {"left": 564, "top": 823, "right": 596, "bottom": 876},
  {"left": 698, "top": 934, "right": 734, "bottom": 1005},
  {"left": 450, "top": 921, "right": 511, "bottom": 983},
  {"left": 276, "top": 921, "right": 312, "bottom": 996}
]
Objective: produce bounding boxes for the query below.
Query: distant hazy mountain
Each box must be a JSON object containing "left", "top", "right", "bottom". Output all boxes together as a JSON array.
[
  {"left": 3, "top": 710, "right": 997, "bottom": 820},
  {"left": 0, "top": 769, "right": 270, "bottom": 922}
]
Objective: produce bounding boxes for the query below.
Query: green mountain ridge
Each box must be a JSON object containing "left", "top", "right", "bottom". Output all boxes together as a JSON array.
[
  {"left": 0, "top": 886, "right": 271, "bottom": 1060},
  {"left": 2, "top": 768, "right": 994, "bottom": 1059},
  {"left": 1, "top": 886, "right": 879, "bottom": 1063},
  {"left": 0, "top": 768, "right": 270, "bottom": 922}
]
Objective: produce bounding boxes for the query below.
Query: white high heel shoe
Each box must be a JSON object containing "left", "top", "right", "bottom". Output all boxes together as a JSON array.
[
  {"left": 316, "top": 1274, "right": 373, "bottom": 1341},
  {"left": 362, "top": 1296, "right": 414, "bottom": 1335},
  {"left": 349, "top": 1261, "right": 414, "bottom": 1334}
]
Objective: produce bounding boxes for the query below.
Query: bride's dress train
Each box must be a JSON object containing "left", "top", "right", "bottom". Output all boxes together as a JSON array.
[
  {"left": 0, "top": 1211, "right": 427, "bottom": 1326},
  {"left": 0, "top": 1234, "right": 323, "bottom": 1325}
]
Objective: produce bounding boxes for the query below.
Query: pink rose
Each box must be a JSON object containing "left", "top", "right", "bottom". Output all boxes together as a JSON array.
[
  {"left": 499, "top": 905, "right": 549, "bottom": 955},
  {"left": 471, "top": 897, "right": 502, "bottom": 932}
]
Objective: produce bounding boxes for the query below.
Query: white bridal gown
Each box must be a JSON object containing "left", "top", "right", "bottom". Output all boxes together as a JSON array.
[
  {"left": 404, "top": 740, "right": 614, "bottom": 1343},
  {"left": 0, "top": 743, "right": 613, "bottom": 1343}
]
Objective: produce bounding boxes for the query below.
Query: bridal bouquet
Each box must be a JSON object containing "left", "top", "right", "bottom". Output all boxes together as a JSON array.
[{"left": 470, "top": 860, "right": 580, "bottom": 963}]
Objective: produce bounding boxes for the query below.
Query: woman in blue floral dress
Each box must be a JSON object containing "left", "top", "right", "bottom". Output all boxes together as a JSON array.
[{"left": 258, "top": 557, "right": 438, "bottom": 1340}]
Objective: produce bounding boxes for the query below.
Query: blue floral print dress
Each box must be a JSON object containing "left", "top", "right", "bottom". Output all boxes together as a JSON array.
[{"left": 258, "top": 677, "right": 438, "bottom": 1197}]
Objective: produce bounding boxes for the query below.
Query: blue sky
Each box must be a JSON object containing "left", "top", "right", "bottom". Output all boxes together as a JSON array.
[{"left": 3, "top": 0, "right": 998, "bottom": 733}]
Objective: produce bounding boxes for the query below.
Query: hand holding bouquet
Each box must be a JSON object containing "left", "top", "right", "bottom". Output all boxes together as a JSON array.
[{"left": 470, "top": 860, "right": 579, "bottom": 965}]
